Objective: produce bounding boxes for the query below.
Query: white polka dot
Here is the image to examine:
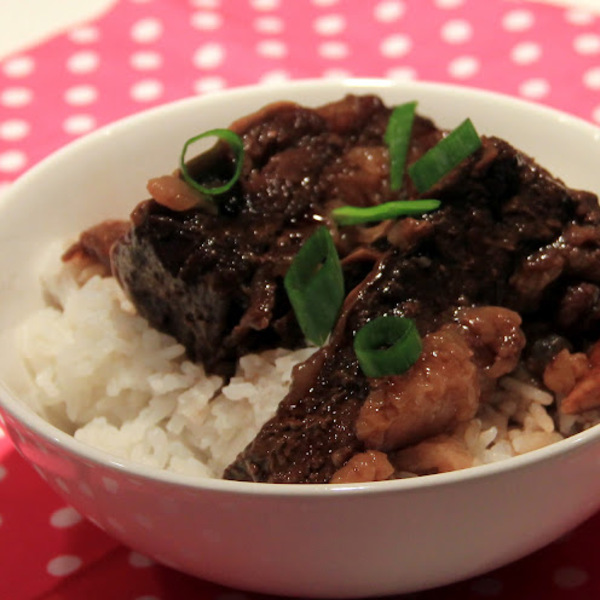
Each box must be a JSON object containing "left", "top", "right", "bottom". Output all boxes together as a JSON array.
[
  {"left": 380, "top": 34, "right": 412, "bottom": 58},
  {"left": 50, "top": 506, "right": 82, "bottom": 528},
  {"left": 260, "top": 69, "right": 291, "bottom": 84},
  {"left": 194, "top": 76, "right": 226, "bottom": 94},
  {"left": 553, "top": 566, "right": 589, "bottom": 589},
  {"left": 0, "top": 150, "right": 27, "bottom": 173},
  {"left": 0, "top": 119, "right": 29, "bottom": 141},
  {"left": 101, "top": 475, "right": 120, "bottom": 494},
  {"left": 519, "top": 77, "right": 550, "bottom": 99},
  {"left": 318, "top": 41, "right": 349, "bottom": 60},
  {"left": 68, "top": 26, "right": 100, "bottom": 44},
  {"left": 1, "top": 87, "right": 33, "bottom": 107},
  {"left": 435, "top": 0, "right": 464, "bottom": 8},
  {"left": 312, "top": 0, "right": 339, "bottom": 5},
  {"left": 63, "top": 114, "right": 96, "bottom": 135},
  {"left": 470, "top": 576, "right": 503, "bottom": 596},
  {"left": 574, "top": 33, "right": 600, "bottom": 55},
  {"left": 67, "top": 51, "right": 100, "bottom": 74},
  {"left": 502, "top": 9, "right": 535, "bottom": 32},
  {"left": 78, "top": 481, "right": 94, "bottom": 497},
  {"left": 314, "top": 14, "right": 346, "bottom": 36},
  {"left": 448, "top": 55, "right": 479, "bottom": 79},
  {"left": 387, "top": 66, "right": 417, "bottom": 81},
  {"left": 511, "top": 41, "right": 542, "bottom": 65},
  {"left": 254, "top": 16, "right": 284, "bottom": 34},
  {"left": 54, "top": 477, "right": 70, "bottom": 493},
  {"left": 130, "top": 78, "right": 163, "bottom": 101},
  {"left": 584, "top": 66, "right": 600, "bottom": 89},
  {"left": 64, "top": 85, "right": 98, "bottom": 106},
  {"left": 134, "top": 514, "right": 154, "bottom": 530},
  {"left": 131, "top": 18, "right": 163, "bottom": 43},
  {"left": 129, "top": 551, "right": 155, "bottom": 568},
  {"left": 0, "top": 464, "right": 6, "bottom": 481},
  {"left": 193, "top": 43, "right": 225, "bottom": 69},
  {"left": 441, "top": 19, "right": 473, "bottom": 44},
  {"left": 256, "top": 39, "right": 288, "bottom": 59},
  {"left": 322, "top": 68, "right": 352, "bottom": 79},
  {"left": 591, "top": 104, "right": 600, "bottom": 124},
  {"left": 47, "top": 555, "right": 83, "bottom": 577},
  {"left": 130, "top": 50, "right": 163, "bottom": 70},
  {"left": 374, "top": 1, "right": 405, "bottom": 22},
  {"left": 191, "top": 11, "right": 223, "bottom": 30},
  {"left": 566, "top": 9, "right": 595, "bottom": 26},
  {"left": 250, "top": 0, "right": 280, "bottom": 10},
  {"left": 191, "top": 0, "right": 220, "bottom": 7},
  {"left": 2, "top": 56, "right": 35, "bottom": 78}
]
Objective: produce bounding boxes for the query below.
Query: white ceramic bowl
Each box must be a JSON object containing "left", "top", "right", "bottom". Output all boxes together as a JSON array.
[{"left": 1, "top": 79, "right": 600, "bottom": 598}]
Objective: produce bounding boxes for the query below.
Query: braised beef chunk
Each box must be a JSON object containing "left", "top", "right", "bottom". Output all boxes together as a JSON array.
[
  {"left": 223, "top": 134, "right": 600, "bottom": 483},
  {"left": 63, "top": 220, "right": 130, "bottom": 274},
  {"left": 109, "top": 93, "right": 600, "bottom": 483},
  {"left": 224, "top": 344, "right": 367, "bottom": 484},
  {"left": 111, "top": 95, "right": 440, "bottom": 374}
]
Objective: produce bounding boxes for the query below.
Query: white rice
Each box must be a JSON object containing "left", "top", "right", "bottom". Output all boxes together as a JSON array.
[
  {"left": 18, "top": 253, "right": 600, "bottom": 479},
  {"left": 19, "top": 256, "right": 315, "bottom": 478}
]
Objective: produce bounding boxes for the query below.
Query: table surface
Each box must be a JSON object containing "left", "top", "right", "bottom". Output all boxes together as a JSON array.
[{"left": 1, "top": 1, "right": 600, "bottom": 599}]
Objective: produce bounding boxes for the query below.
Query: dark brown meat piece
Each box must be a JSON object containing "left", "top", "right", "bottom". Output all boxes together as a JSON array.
[
  {"left": 224, "top": 132, "right": 600, "bottom": 483},
  {"left": 111, "top": 95, "right": 440, "bottom": 375},
  {"left": 355, "top": 307, "right": 524, "bottom": 453},
  {"left": 63, "top": 220, "right": 130, "bottom": 274},
  {"left": 108, "top": 93, "right": 600, "bottom": 483},
  {"left": 222, "top": 343, "right": 367, "bottom": 483}
]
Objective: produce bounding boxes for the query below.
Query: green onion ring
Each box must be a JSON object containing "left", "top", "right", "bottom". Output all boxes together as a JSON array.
[
  {"left": 408, "top": 118, "right": 481, "bottom": 193},
  {"left": 385, "top": 101, "right": 417, "bottom": 191},
  {"left": 179, "top": 128, "right": 244, "bottom": 197},
  {"left": 354, "top": 316, "right": 422, "bottom": 378},
  {"left": 284, "top": 226, "right": 345, "bottom": 346},
  {"left": 331, "top": 199, "right": 440, "bottom": 226}
]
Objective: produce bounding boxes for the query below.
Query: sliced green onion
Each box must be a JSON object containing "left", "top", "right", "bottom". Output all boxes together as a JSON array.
[
  {"left": 408, "top": 118, "right": 481, "bottom": 193},
  {"left": 284, "top": 226, "right": 344, "bottom": 346},
  {"left": 331, "top": 199, "right": 440, "bottom": 226},
  {"left": 354, "top": 316, "right": 422, "bottom": 378},
  {"left": 384, "top": 101, "right": 417, "bottom": 191},
  {"left": 180, "top": 128, "right": 244, "bottom": 197}
]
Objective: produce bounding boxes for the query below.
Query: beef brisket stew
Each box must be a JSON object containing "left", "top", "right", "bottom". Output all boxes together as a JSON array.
[{"left": 71, "top": 94, "right": 600, "bottom": 483}]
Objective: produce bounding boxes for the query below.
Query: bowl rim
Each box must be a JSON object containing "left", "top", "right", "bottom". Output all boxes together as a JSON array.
[{"left": 1, "top": 76, "right": 600, "bottom": 498}]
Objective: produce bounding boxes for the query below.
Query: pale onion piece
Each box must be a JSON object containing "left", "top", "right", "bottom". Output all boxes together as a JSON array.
[{"left": 147, "top": 174, "right": 217, "bottom": 214}]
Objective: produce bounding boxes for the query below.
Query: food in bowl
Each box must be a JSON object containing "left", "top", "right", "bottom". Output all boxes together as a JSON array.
[
  {"left": 19, "top": 92, "right": 600, "bottom": 485},
  {"left": 4, "top": 81, "right": 600, "bottom": 598}
]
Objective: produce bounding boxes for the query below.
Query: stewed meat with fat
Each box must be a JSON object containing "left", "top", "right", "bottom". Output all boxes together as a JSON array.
[
  {"left": 97, "top": 94, "right": 600, "bottom": 483},
  {"left": 111, "top": 95, "right": 441, "bottom": 375}
]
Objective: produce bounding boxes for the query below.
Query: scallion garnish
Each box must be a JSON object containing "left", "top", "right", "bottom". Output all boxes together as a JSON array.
[
  {"left": 331, "top": 199, "right": 440, "bottom": 226},
  {"left": 284, "top": 226, "right": 345, "bottom": 346},
  {"left": 408, "top": 118, "right": 481, "bottom": 193},
  {"left": 385, "top": 101, "right": 417, "bottom": 191},
  {"left": 180, "top": 128, "right": 244, "bottom": 197},
  {"left": 354, "top": 316, "right": 422, "bottom": 378}
]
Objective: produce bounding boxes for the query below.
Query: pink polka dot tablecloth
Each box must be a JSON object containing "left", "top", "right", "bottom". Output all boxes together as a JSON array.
[{"left": 1, "top": 0, "right": 600, "bottom": 598}]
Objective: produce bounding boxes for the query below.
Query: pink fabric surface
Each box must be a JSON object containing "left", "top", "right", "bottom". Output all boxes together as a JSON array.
[{"left": 1, "top": 0, "right": 600, "bottom": 598}]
